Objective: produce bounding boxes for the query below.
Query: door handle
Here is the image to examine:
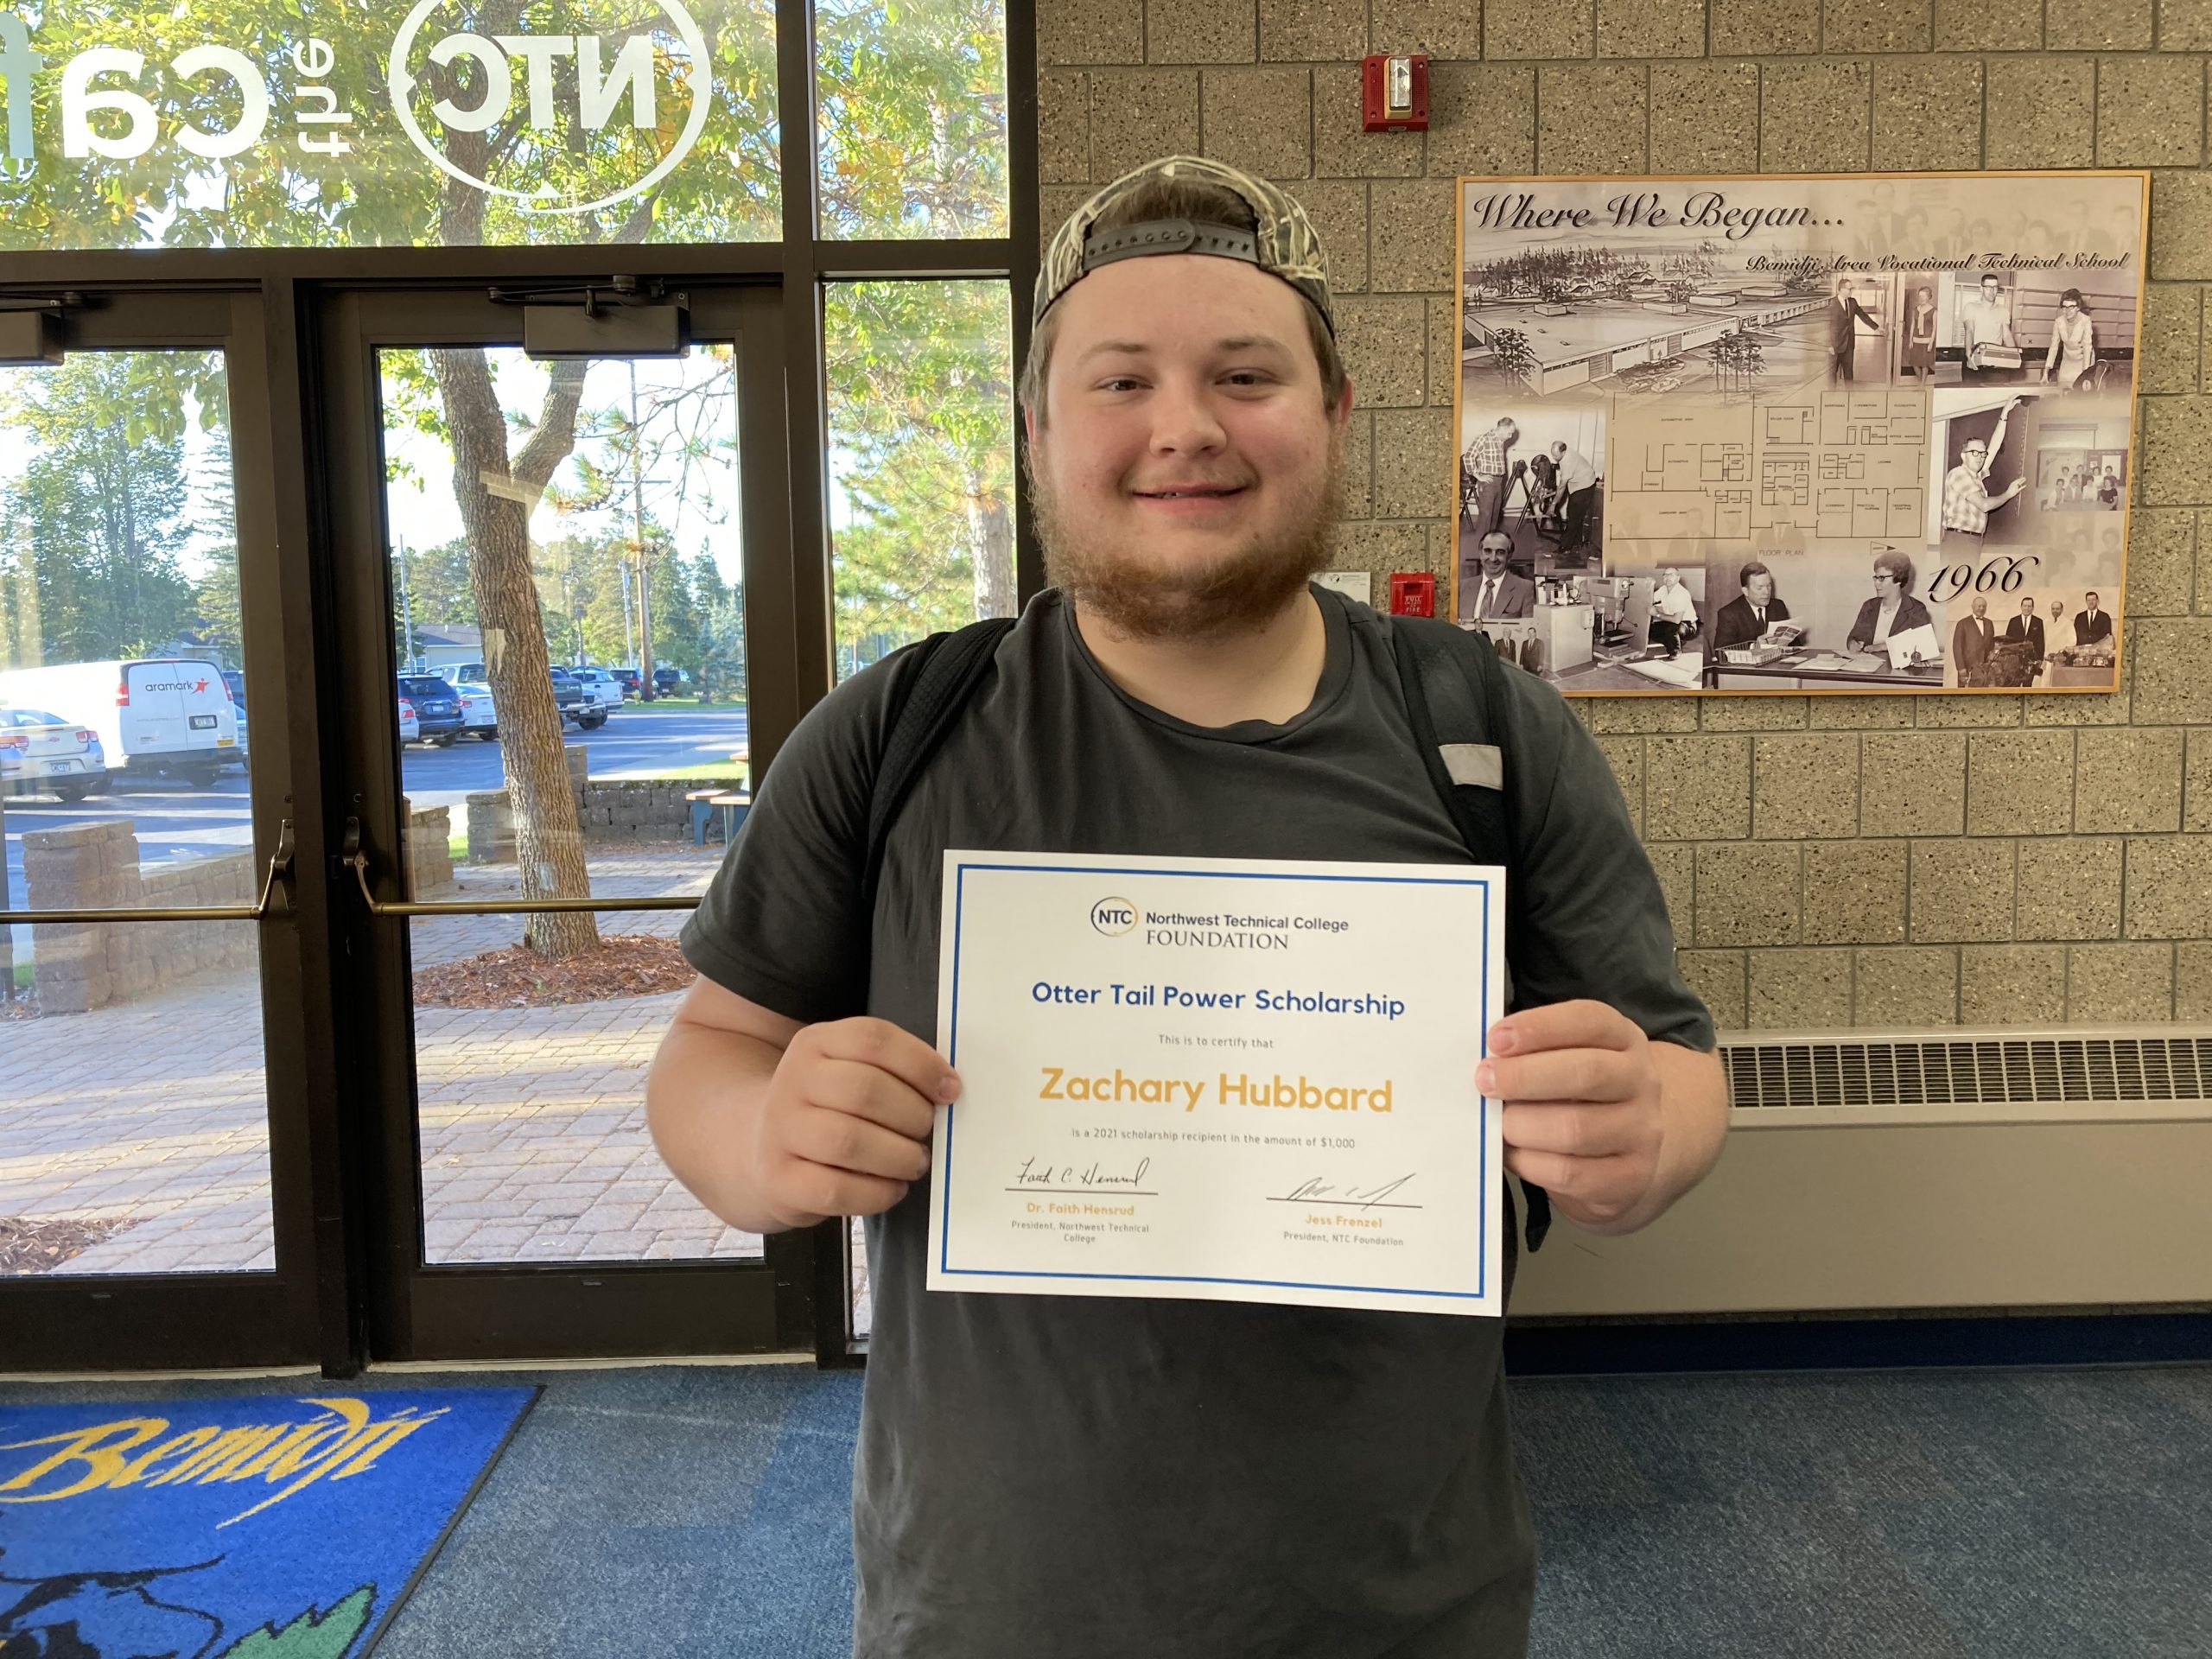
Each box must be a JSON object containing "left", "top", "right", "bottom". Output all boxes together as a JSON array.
[
  {"left": 0, "top": 817, "right": 296, "bottom": 925},
  {"left": 340, "top": 816, "right": 696, "bottom": 917}
]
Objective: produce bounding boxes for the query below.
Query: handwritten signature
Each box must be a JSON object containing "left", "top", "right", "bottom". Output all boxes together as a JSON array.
[
  {"left": 1280, "top": 1173, "right": 1418, "bottom": 1208},
  {"left": 1014, "top": 1156, "right": 1153, "bottom": 1190}
]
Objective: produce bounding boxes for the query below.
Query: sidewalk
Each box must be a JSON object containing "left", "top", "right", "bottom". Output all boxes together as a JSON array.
[{"left": 0, "top": 849, "right": 761, "bottom": 1276}]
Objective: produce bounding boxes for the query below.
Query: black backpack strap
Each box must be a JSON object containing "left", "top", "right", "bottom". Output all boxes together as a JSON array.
[
  {"left": 862, "top": 617, "right": 1018, "bottom": 914},
  {"left": 1388, "top": 614, "right": 1553, "bottom": 1256}
]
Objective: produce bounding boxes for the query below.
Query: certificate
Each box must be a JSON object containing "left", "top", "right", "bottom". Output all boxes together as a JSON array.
[{"left": 926, "top": 850, "right": 1506, "bottom": 1317}]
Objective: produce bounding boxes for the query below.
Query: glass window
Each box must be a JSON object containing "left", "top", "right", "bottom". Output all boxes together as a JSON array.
[
  {"left": 825, "top": 281, "right": 1015, "bottom": 680},
  {"left": 815, "top": 0, "right": 1008, "bottom": 239},
  {"left": 0, "top": 0, "right": 780, "bottom": 251},
  {"left": 411, "top": 910, "right": 760, "bottom": 1266},
  {"left": 378, "top": 344, "right": 747, "bottom": 905},
  {"left": 1, "top": 351, "right": 273, "bottom": 1276}
]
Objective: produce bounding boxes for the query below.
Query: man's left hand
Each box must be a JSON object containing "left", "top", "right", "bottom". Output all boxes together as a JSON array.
[{"left": 1481, "top": 1000, "right": 1666, "bottom": 1233}]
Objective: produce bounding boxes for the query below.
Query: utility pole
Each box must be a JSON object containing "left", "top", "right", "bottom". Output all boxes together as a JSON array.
[
  {"left": 396, "top": 534, "right": 416, "bottom": 671},
  {"left": 629, "top": 362, "right": 655, "bottom": 702},
  {"left": 620, "top": 561, "right": 635, "bottom": 671}
]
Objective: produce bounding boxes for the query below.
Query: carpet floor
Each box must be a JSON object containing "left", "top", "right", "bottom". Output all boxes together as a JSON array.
[{"left": 3, "top": 1361, "right": 2206, "bottom": 1656}]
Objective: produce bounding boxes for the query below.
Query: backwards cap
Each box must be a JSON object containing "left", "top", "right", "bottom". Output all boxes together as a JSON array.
[{"left": 1034, "top": 156, "right": 1336, "bottom": 337}]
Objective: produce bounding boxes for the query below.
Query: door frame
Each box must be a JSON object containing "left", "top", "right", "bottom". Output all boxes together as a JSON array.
[
  {"left": 0, "top": 288, "right": 339, "bottom": 1372},
  {"left": 311, "top": 281, "right": 825, "bottom": 1363}
]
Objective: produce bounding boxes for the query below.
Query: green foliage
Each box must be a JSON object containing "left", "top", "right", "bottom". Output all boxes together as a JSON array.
[
  {"left": 3, "top": 0, "right": 1016, "bottom": 721},
  {"left": 189, "top": 429, "right": 245, "bottom": 662},
  {"left": 824, "top": 280, "right": 1014, "bottom": 676},
  {"left": 816, "top": 0, "right": 1007, "bottom": 238},
  {"left": 0, "top": 0, "right": 1012, "bottom": 252},
  {"left": 214, "top": 1585, "right": 374, "bottom": 1659},
  {"left": 0, "top": 352, "right": 217, "bottom": 668},
  {"left": 690, "top": 549, "right": 744, "bottom": 698},
  {"left": 0, "top": 0, "right": 784, "bottom": 251}
]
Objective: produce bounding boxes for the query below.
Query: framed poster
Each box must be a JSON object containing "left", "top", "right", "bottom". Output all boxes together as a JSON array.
[{"left": 1448, "top": 172, "right": 2150, "bottom": 695}]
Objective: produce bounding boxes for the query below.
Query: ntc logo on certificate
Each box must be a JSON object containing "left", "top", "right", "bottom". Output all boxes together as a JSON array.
[{"left": 929, "top": 850, "right": 1510, "bottom": 1318}]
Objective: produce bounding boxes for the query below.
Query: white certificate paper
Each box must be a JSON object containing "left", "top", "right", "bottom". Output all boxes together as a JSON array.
[{"left": 926, "top": 850, "right": 1506, "bottom": 1317}]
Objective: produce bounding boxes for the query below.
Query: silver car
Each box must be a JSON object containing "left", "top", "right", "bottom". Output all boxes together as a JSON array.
[
  {"left": 0, "top": 706, "right": 110, "bottom": 802},
  {"left": 454, "top": 680, "right": 499, "bottom": 741}
]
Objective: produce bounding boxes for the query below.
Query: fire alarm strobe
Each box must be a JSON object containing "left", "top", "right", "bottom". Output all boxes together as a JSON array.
[{"left": 1362, "top": 54, "right": 1429, "bottom": 132}]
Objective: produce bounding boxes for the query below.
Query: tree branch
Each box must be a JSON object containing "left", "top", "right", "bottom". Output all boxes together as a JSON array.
[{"left": 513, "top": 362, "right": 591, "bottom": 499}]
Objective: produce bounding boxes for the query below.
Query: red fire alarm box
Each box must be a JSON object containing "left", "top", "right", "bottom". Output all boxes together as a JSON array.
[
  {"left": 1362, "top": 54, "right": 1429, "bottom": 132},
  {"left": 1389, "top": 572, "right": 1435, "bottom": 617}
]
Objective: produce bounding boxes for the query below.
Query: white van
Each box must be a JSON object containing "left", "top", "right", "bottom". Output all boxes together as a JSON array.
[{"left": 0, "top": 658, "right": 244, "bottom": 787}]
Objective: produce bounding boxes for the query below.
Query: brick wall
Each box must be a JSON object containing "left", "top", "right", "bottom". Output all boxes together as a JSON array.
[
  {"left": 402, "top": 801, "right": 456, "bottom": 898},
  {"left": 22, "top": 821, "right": 256, "bottom": 1013},
  {"left": 1035, "top": 0, "right": 2212, "bottom": 1030},
  {"left": 466, "top": 780, "right": 741, "bottom": 862}
]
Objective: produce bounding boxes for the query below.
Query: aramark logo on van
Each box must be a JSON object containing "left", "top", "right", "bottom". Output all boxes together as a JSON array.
[
  {"left": 1089, "top": 897, "right": 1137, "bottom": 938},
  {"left": 386, "top": 0, "right": 712, "bottom": 216}
]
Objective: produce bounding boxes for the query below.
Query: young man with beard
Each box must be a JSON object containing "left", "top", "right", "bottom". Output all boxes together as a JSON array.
[{"left": 647, "top": 157, "right": 1726, "bottom": 1658}]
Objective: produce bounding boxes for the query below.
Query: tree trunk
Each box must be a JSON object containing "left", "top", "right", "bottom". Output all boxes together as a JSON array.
[
  {"left": 419, "top": 79, "right": 665, "bottom": 956},
  {"left": 973, "top": 484, "right": 1015, "bottom": 619},
  {"left": 429, "top": 346, "right": 601, "bottom": 958}
]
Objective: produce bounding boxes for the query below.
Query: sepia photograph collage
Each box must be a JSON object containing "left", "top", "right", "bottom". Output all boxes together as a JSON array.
[{"left": 1450, "top": 172, "right": 2149, "bottom": 694}]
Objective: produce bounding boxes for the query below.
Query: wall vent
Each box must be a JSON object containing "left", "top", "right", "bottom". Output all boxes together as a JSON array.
[{"left": 1717, "top": 1027, "right": 2212, "bottom": 1124}]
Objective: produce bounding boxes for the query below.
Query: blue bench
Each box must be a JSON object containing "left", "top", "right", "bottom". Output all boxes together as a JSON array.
[{"left": 689, "top": 790, "right": 750, "bottom": 846}]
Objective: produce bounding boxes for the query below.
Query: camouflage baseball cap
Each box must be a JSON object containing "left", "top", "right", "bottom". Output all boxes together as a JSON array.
[{"left": 1035, "top": 156, "right": 1336, "bottom": 337}]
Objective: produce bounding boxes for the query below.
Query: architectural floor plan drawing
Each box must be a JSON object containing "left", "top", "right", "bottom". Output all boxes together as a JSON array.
[{"left": 1608, "top": 387, "right": 1929, "bottom": 550}]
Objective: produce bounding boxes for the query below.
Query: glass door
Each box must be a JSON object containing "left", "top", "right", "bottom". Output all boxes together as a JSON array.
[
  {"left": 316, "top": 284, "right": 819, "bottom": 1360},
  {"left": 0, "top": 290, "right": 327, "bottom": 1370}
]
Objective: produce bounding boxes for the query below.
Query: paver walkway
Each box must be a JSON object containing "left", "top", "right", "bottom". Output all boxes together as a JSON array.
[{"left": 0, "top": 849, "right": 766, "bottom": 1276}]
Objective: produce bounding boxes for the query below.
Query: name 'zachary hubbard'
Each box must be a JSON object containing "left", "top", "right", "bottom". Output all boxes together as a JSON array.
[{"left": 1038, "top": 1067, "right": 1395, "bottom": 1114}]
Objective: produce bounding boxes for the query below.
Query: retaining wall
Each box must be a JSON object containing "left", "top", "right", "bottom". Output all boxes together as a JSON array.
[{"left": 23, "top": 821, "right": 257, "bottom": 1014}]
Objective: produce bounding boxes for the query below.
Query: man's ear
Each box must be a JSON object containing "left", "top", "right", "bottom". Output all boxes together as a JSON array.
[
  {"left": 1021, "top": 400, "right": 1039, "bottom": 449},
  {"left": 1333, "top": 375, "right": 1356, "bottom": 430}
]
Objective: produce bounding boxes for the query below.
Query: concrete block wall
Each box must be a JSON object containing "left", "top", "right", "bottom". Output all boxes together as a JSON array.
[
  {"left": 22, "top": 821, "right": 255, "bottom": 1012},
  {"left": 1035, "top": 0, "right": 2212, "bottom": 1030},
  {"left": 402, "top": 801, "right": 456, "bottom": 898},
  {"left": 466, "top": 779, "right": 743, "bottom": 862}
]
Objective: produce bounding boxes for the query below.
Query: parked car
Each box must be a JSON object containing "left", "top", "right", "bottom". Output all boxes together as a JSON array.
[
  {"left": 397, "top": 696, "right": 421, "bottom": 744},
  {"left": 608, "top": 666, "right": 642, "bottom": 694},
  {"left": 220, "top": 667, "right": 246, "bottom": 712},
  {"left": 0, "top": 658, "right": 241, "bottom": 787},
  {"left": 396, "top": 674, "right": 466, "bottom": 745},
  {"left": 570, "top": 665, "right": 625, "bottom": 711},
  {"left": 549, "top": 665, "right": 607, "bottom": 730},
  {"left": 453, "top": 680, "right": 499, "bottom": 741},
  {"left": 651, "top": 664, "right": 687, "bottom": 695},
  {"left": 0, "top": 707, "right": 108, "bottom": 802}
]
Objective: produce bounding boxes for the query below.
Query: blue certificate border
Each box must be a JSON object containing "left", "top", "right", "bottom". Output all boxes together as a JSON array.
[{"left": 938, "top": 861, "right": 1496, "bottom": 1302}]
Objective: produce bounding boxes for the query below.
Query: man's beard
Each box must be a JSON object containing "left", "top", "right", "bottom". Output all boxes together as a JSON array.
[{"left": 1035, "top": 445, "right": 1345, "bottom": 643}]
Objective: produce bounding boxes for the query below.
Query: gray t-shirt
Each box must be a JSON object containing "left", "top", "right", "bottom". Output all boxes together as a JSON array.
[{"left": 682, "top": 586, "right": 1711, "bottom": 1658}]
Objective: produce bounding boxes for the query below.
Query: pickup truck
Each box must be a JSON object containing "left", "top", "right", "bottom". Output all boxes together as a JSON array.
[{"left": 550, "top": 666, "right": 607, "bottom": 730}]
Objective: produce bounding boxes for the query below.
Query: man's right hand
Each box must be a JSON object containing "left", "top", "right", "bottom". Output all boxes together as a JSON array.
[{"left": 749, "top": 1018, "right": 959, "bottom": 1230}]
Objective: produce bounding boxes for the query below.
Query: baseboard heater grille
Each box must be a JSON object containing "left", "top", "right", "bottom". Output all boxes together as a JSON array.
[{"left": 1719, "top": 1031, "right": 2212, "bottom": 1113}]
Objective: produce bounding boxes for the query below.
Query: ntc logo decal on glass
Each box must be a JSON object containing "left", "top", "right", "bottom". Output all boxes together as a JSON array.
[
  {"left": 386, "top": 0, "right": 711, "bottom": 214},
  {"left": 1089, "top": 898, "right": 1136, "bottom": 938}
]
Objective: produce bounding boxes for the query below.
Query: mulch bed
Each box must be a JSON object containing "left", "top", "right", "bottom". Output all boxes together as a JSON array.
[
  {"left": 412, "top": 933, "right": 695, "bottom": 1009},
  {"left": 1, "top": 1215, "right": 134, "bottom": 1274}
]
